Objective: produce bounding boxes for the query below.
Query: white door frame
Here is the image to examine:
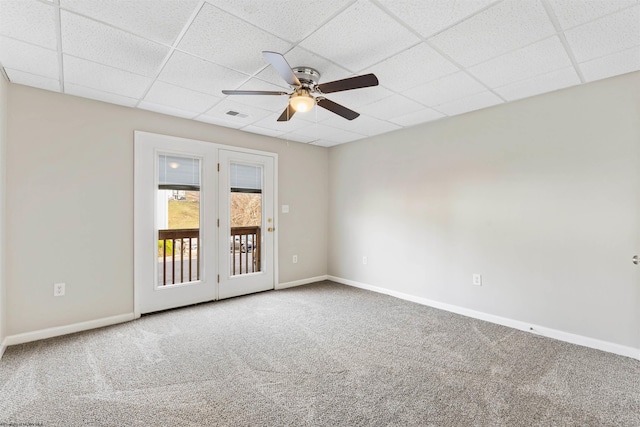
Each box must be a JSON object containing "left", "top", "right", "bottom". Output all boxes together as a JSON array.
[{"left": 133, "top": 131, "right": 278, "bottom": 317}]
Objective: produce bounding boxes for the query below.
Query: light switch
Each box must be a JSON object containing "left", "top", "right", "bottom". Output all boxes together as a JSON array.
[{"left": 282, "top": 205, "right": 289, "bottom": 213}]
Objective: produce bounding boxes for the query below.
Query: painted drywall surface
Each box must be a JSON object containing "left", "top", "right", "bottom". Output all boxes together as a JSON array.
[
  {"left": 0, "top": 75, "right": 7, "bottom": 345},
  {"left": 6, "top": 85, "right": 328, "bottom": 335},
  {"left": 329, "top": 72, "right": 640, "bottom": 349}
]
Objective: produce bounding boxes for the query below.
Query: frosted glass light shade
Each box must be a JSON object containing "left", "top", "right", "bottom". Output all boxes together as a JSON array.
[{"left": 289, "top": 92, "right": 315, "bottom": 112}]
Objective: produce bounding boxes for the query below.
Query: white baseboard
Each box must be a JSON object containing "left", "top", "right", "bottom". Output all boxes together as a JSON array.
[
  {"left": 3, "top": 313, "right": 136, "bottom": 347},
  {"left": 0, "top": 342, "right": 6, "bottom": 360},
  {"left": 276, "top": 275, "right": 328, "bottom": 290},
  {"left": 328, "top": 276, "right": 640, "bottom": 361}
]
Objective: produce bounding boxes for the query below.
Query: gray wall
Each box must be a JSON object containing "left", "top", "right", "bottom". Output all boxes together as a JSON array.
[
  {"left": 328, "top": 72, "right": 640, "bottom": 349},
  {"left": 5, "top": 72, "right": 640, "bottom": 351},
  {"left": 5, "top": 85, "right": 328, "bottom": 336},
  {"left": 0, "top": 75, "right": 6, "bottom": 348}
]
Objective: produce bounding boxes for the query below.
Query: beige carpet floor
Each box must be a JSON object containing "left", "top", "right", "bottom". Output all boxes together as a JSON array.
[{"left": 0, "top": 281, "right": 638, "bottom": 426}]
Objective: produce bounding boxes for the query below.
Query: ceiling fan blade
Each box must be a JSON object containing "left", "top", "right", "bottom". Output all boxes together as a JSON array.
[
  {"left": 222, "top": 90, "right": 289, "bottom": 96},
  {"left": 317, "top": 98, "right": 360, "bottom": 120},
  {"left": 317, "top": 73, "right": 379, "bottom": 94},
  {"left": 277, "top": 104, "right": 296, "bottom": 122},
  {"left": 262, "top": 51, "right": 301, "bottom": 87}
]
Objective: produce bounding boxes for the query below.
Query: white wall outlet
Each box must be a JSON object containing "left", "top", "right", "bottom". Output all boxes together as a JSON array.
[
  {"left": 54, "top": 282, "right": 65, "bottom": 296},
  {"left": 282, "top": 205, "right": 289, "bottom": 213},
  {"left": 473, "top": 274, "right": 482, "bottom": 286},
  {"left": 362, "top": 256, "right": 368, "bottom": 265},
  {"left": 293, "top": 255, "right": 298, "bottom": 264}
]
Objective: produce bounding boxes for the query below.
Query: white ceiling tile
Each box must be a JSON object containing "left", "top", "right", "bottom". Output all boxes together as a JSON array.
[
  {"left": 564, "top": 5, "right": 640, "bottom": 63},
  {"left": 241, "top": 125, "right": 285, "bottom": 138},
  {"left": 494, "top": 67, "right": 580, "bottom": 101},
  {"left": 65, "top": 83, "right": 138, "bottom": 107},
  {"left": 468, "top": 36, "right": 572, "bottom": 88},
  {"left": 389, "top": 108, "right": 445, "bottom": 127},
  {"left": 200, "top": 98, "right": 273, "bottom": 126},
  {"left": 5, "top": 68, "right": 60, "bottom": 92},
  {"left": 64, "top": 55, "right": 152, "bottom": 98},
  {"left": 322, "top": 114, "right": 401, "bottom": 136},
  {"left": 60, "top": 0, "right": 200, "bottom": 45},
  {"left": 580, "top": 45, "right": 640, "bottom": 82},
  {"left": 195, "top": 115, "right": 245, "bottom": 129},
  {"left": 61, "top": 11, "right": 170, "bottom": 77},
  {"left": 324, "top": 129, "right": 367, "bottom": 144},
  {"left": 280, "top": 122, "right": 344, "bottom": 141},
  {"left": 204, "top": 0, "right": 352, "bottom": 42},
  {"left": 377, "top": 0, "right": 498, "bottom": 38},
  {"left": 430, "top": 0, "right": 556, "bottom": 67},
  {"left": 138, "top": 100, "right": 196, "bottom": 118},
  {"left": 369, "top": 43, "right": 460, "bottom": 92},
  {"left": 159, "top": 50, "right": 250, "bottom": 97},
  {"left": 311, "top": 123, "right": 359, "bottom": 139},
  {"left": 0, "top": 0, "right": 57, "bottom": 49},
  {"left": 280, "top": 132, "right": 318, "bottom": 144},
  {"left": 359, "top": 94, "right": 427, "bottom": 120},
  {"left": 177, "top": 3, "right": 291, "bottom": 75},
  {"left": 252, "top": 112, "right": 315, "bottom": 134},
  {"left": 437, "top": 91, "right": 503, "bottom": 115},
  {"left": 403, "top": 72, "right": 487, "bottom": 106},
  {"left": 326, "top": 85, "right": 394, "bottom": 110},
  {"left": 255, "top": 46, "right": 351, "bottom": 90},
  {"left": 0, "top": 36, "right": 59, "bottom": 79},
  {"left": 548, "top": 0, "right": 638, "bottom": 30},
  {"left": 144, "top": 81, "right": 221, "bottom": 114},
  {"left": 310, "top": 140, "right": 336, "bottom": 147},
  {"left": 299, "top": 0, "right": 421, "bottom": 72}
]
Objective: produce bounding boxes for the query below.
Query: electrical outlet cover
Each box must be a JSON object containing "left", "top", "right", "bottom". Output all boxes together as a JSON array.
[{"left": 54, "top": 282, "right": 66, "bottom": 296}]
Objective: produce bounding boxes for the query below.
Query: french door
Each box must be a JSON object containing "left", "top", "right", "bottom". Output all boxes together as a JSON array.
[
  {"left": 218, "top": 150, "right": 275, "bottom": 299},
  {"left": 134, "top": 132, "right": 276, "bottom": 316}
]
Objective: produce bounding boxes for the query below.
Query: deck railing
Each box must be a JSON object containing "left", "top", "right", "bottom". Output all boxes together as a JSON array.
[
  {"left": 230, "top": 226, "right": 261, "bottom": 276},
  {"left": 158, "top": 226, "right": 261, "bottom": 286},
  {"left": 158, "top": 228, "right": 199, "bottom": 285}
]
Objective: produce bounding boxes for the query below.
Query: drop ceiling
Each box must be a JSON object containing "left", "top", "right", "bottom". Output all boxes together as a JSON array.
[{"left": 1, "top": 0, "right": 638, "bottom": 147}]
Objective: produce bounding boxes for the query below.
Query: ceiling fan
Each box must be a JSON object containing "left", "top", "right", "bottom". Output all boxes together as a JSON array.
[{"left": 222, "top": 51, "right": 379, "bottom": 122}]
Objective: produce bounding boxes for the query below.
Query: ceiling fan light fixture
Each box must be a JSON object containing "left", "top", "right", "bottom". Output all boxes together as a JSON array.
[
  {"left": 222, "top": 52, "right": 379, "bottom": 122},
  {"left": 289, "top": 90, "right": 315, "bottom": 113}
]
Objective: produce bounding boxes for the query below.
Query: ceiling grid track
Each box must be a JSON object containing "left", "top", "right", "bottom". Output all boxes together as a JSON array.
[
  {"left": 53, "top": 0, "right": 64, "bottom": 92},
  {"left": 541, "top": 0, "right": 586, "bottom": 84},
  {"left": 369, "top": 0, "right": 509, "bottom": 104},
  {"left": 135, "top": 0, "right": 207, "bottom": 109},
  {"left": 0, "top": 66, "right": 9, "bottom": 83}
]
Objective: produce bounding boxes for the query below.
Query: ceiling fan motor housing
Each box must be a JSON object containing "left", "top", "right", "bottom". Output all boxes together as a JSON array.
[{"left": 292, "top": 67, "right": 321, "bottom": 88}]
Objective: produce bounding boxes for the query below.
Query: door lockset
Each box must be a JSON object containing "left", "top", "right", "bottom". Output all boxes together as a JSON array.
[{"left": 633, "top": 255, "right": 639, "bottom": 265}]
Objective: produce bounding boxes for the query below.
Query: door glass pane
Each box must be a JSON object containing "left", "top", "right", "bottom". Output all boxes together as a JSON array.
[
  {"left": 157, "top": 154, "right": 201, "bottom": 286},
  {"left": 230, "top": 163, "right": 262, "bottom": 276}
]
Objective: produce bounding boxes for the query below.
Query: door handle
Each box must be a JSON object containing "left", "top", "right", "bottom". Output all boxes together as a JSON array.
[
  {"left": 633, "top": 255, "right": 639, "bottom": 265},
  {"left": 268, "top": 227, "right": 275, "bottom": 232}
]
